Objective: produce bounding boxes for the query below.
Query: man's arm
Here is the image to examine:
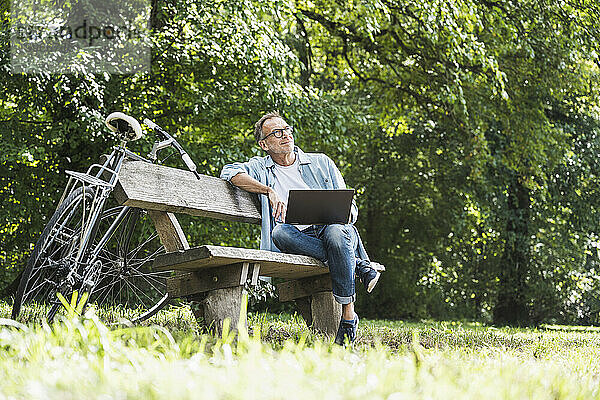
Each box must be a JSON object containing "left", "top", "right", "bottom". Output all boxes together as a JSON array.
[{"left": 230, "top": 172, "right": 287, "bottom": 223}]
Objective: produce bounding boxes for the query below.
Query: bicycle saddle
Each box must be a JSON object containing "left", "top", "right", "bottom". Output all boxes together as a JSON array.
[{"left": 105, "top": 112, "right": 143, "bottom": 141}]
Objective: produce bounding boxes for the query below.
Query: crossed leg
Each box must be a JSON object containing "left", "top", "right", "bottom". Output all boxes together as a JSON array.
[{"left": 272, "top": 223, "right": 358, "bottom": 319}]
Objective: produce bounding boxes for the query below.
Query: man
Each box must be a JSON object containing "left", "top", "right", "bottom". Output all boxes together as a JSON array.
[{"left": 220, "top": 111, "right": 381, "bottom": 345}]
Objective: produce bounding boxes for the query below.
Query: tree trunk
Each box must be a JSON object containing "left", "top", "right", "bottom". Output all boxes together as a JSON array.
[{"left": 493, "top": 177, "right": 531, "bottom": 325}]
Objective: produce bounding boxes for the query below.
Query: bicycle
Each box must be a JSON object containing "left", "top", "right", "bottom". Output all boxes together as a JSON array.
[{"left": 11, "top": 112, "right": 200, "bottom": 322}]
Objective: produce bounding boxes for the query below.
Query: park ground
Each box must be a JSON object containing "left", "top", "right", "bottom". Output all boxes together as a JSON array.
[{"left": 1, "top": 300, "right": 600, "bottom": 399}]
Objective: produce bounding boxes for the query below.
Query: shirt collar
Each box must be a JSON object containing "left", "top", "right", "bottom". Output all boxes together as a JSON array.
[{"left": 265, "top": 146, "right": 311, "bottom": 168}]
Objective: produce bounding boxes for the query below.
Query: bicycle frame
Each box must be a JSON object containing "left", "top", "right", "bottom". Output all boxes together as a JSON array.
[
  {"left": 12, "top": 115, "right": 196, "bottom": 323},
  {"left": 56, "top": 141, "right": 153, "bottom": 292}
]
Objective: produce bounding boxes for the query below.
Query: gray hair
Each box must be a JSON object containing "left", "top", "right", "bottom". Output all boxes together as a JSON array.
[{"left": 254, "top": 111, "right": 281, "bottom": 142}]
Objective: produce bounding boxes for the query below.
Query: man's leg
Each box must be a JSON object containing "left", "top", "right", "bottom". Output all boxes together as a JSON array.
[
  {"left": 273, "top": 224, "right": 357, "bottom": 309},
  {"left": 319, "top": 224, "right": 358, "bottom": 318},
  {"left": 273, "top": 223, "right": 359, "bottom": 344},
  {"left": 318, "top": 224, "right": 361, "bottom": 345},
  {"left": 272, "top": 224, "right": 326, "bottom": 261},
  {"left": 352, "top": 227, "right": 382, "bottom": 293}
]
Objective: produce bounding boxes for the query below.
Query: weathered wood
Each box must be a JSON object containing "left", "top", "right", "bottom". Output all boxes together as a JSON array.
[
  {"left": 112, "top": 160, "right": 385, "bottom": 336},
  {"left": 250, "top": 263, "right": 260, "bottom": 285},
  {"left": 277, "top": 274, "right": 333, "bottom": 302},
  {"left": 148, "top": 210, "right": 190, "bottom": 252},
  {"left": 115, "top": 161, "right": 261, "bottom": 224},
  {"left": 198, "top": 286, "right": 246, "bottom": 335},
  {"left": 311, "top": 292, "right": 342, "bottom": 336},
  {"left": 166, "top": 262, "right": 250, "bottom": 298},
  {"left": 153, "top": 245, "right": 329, "bottom": 279},
  {"left": 147, "top": 210, "right": 189, "bottom": 283},
  {"left": 295, "top": 297, "right": 313, "bottom": 326}
]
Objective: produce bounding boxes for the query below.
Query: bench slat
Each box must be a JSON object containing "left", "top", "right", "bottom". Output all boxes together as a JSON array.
[
  {"left": 277, "top": 274, "right": 333, "bottom": 302},
  {"left": 153, "top": 245, "right": 329, "bottom": 280},
  {"left": 167, "top": 263, "right": 251, "bottom": 298},
  {"left": 115, "top": 161, "right": 261, "bottom": 224}
]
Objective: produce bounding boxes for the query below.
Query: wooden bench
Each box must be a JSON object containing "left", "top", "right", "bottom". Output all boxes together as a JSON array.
[{"left": 114, "top": 160, "right": 344, "bottom": 335}]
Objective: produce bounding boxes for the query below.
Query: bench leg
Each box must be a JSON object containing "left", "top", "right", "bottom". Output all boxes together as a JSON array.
[
  {"left": 176, "top": 262, "right": 260, "bottom": 336},
  {"left": 294, "top": 292, "right": 342, "bottom": 336},
  {"left": 196, "top": 286, "right": 246, "bottom": 336},
  {"left": 278, "top": 275, "right": 342, "bottom": 336},
  {"left": 309, "top": 292, "right": 342, "bottom": 336},
  {"left": 293, "top": 292, "right": 343, "bottom": 337}
]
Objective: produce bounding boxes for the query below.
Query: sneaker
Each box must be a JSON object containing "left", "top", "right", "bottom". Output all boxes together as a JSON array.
[
  {"left": 363, "top": 268, "right": 380, "bottom": 293},
  {"left": 369, "top": 261, "right": 385, "bottom": 272},
  {"left": 334, "top": 314, "right": 359, "bottom": 346},
  {"left": 356, "top": 260, "right": 383, "bottom": 293}
]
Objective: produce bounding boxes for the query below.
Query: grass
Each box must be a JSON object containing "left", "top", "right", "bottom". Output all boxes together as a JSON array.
[{"left": 1, "top": 299, "right": 600, "bottom": 399}]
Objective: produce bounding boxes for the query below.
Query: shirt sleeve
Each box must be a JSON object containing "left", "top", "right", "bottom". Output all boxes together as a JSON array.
[
  {"left": 325, "top": 155, "right": 359, "bottom": 224},
  {"left": 220, "top": 157, "right": 263, "bottom": 182}
]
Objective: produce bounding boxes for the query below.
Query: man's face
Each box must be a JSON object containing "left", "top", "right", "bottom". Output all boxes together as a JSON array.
[{"left": 259, "top": 117, "right": 294, "bottom": 154}]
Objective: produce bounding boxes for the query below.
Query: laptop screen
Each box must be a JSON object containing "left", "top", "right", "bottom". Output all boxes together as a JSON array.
[{"left": 285, "top": 189, "right": 354, "bottom": 225}]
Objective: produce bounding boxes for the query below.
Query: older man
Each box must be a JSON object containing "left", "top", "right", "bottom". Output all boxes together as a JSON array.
[{"left": 220, "top": 112, "right": 380, "bottom": 345}]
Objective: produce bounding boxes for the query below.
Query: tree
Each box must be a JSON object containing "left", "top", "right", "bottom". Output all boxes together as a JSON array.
[{"left": 293, "top": 0, "right": 600, "bottom": 323}]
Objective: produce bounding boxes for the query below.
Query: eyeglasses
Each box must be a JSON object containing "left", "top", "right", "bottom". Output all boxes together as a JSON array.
[{"left": 260, "top": 126, "right": 294, "bottom": 141}]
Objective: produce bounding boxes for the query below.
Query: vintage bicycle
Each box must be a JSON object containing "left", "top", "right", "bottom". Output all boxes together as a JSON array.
[{"left": 11, "top": 112, "right": 199, "bottom": 322}]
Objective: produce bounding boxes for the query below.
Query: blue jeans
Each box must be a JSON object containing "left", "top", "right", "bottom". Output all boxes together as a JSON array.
[{"left": 272, "top": 223, "right": 360, "bottom": 305}]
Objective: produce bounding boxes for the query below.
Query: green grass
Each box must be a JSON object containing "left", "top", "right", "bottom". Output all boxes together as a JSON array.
[{"left": 1, "top": 300, "right": 600, "bottom": 399}]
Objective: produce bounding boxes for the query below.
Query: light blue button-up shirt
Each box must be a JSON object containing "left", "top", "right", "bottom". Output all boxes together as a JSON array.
[{"left": 220, "top": 146, "right": 368, "bottom": 260}]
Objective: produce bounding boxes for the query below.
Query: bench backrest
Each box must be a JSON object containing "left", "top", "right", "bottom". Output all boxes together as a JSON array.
[{"left": 114, "top": 161, "right": 261, "bottom": 224}]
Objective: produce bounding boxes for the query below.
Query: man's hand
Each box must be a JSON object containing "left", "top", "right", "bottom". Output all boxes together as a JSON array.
[{"left": 267, "top": 188, "right": 286, "bottom": 223}]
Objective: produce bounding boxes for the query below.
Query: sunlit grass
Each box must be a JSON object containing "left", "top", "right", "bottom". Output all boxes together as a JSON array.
[{"left": 1, "top": 299, "right": 600, "bottom": 399}]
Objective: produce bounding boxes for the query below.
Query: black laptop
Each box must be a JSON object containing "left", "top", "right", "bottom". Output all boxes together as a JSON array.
[{"left": 285, "top": 189, "right": 354, "bottom": 225}]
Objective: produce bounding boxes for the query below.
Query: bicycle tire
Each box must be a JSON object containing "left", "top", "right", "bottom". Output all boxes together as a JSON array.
[
  {"left": 85, "top": 206, "right": 171, "bottom": 322},
  {"left": 12, "top": 186, "right": 95, "bottom": 320}
]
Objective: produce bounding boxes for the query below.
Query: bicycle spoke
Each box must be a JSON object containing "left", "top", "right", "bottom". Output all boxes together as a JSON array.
[
  {"left": 24, "top": 270, "right": 60, "bottom": 302},
  {"left": 123, "top": 278, "right": 152, "bottom": 304},
  {"left": 98, "top": 278, "right": 120, "bottom": 305},
  {"left": 129, "top": 245, "right": 164, "bottom": 267},
  {"left": 94, "top": 278, "right": 121, "bottom": 305},
  {"left": 128, "top": 271, "right": 165, "bottom": 295},
  {"left": 126, "top": 232, "right": 159, "bottom": 259}
]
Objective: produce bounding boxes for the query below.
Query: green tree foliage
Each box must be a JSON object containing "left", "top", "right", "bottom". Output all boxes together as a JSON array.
[
  {"left": 0, "top": 0, "right": 300, "bottom": 286},
  {"left": 293, "top": 0, "right": 600, "bottom": 323},
  {"left": 2, "top": 0, "right": 600, "bottom": 325},
  {"left": 0, "top": 0, "right": 352, "bottom": 290}
]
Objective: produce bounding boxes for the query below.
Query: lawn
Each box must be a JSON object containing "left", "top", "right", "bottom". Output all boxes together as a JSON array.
[{"left": 1, "top": 299, "right": 599, "bottom": 399}]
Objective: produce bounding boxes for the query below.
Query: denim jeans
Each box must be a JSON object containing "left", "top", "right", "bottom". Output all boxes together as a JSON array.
[{"left": 272, "top": 223, "right": 359, "bottom": 304}]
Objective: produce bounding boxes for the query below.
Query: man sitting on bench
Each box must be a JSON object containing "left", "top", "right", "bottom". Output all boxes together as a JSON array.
[{"left": 220, "top": 111, "right": 381, "bottom": 345}]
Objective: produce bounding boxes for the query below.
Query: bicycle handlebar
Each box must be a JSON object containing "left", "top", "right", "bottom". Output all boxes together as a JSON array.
[{"left": 143, "top": 118, "right": 200, "bottom": 179}]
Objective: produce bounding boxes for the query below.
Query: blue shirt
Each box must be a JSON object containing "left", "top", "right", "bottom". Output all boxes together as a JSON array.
[{"left": 220, "top": 146, "right": 367, "bottom": 259}]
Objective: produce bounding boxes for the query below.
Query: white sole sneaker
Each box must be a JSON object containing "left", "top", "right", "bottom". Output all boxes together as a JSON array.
[
  {"left": 366, "top": 271, "right": 381, "bottom": 293},
  {"left": 370, "top": 262, "right": 385, "bottom": 272}
]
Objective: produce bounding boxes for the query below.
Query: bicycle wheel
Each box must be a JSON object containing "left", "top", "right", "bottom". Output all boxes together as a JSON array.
[
  {"left": 12, "top": 186, "right": 95, "bottom": 320},
  {"left": 86, "top": 206, "right": 171, "bottom": 322}
]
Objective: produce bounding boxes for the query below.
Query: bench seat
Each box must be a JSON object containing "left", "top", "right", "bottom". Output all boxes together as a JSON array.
[
  {"left": 154, "top": 245, "right": 328, "bottom": 279},
  {"left": 116, "top": 160, "right": 368, "bottom": 335}
]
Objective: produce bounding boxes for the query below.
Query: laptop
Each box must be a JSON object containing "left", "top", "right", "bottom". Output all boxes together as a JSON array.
[{"left": 285, "top": 189, "right": 354, "bottom": 225}]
